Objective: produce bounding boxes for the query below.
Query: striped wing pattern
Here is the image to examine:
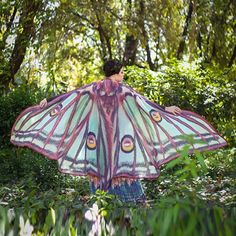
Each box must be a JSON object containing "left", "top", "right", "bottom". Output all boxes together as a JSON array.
[
  {"left": 10, "top": 83, "right": 107, "bottom": 180},
  {"left": 10, "top": 80, "right": 227, "bottom": 190},
  {"left": 113, "top": 85, "right": 227, "bottom": 182}
]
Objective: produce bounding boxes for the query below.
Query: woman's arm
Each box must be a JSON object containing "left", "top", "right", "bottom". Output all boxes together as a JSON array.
[
  {"left": 39, "top": 94, "right": 61, "bottom": 108},
  {"left": 165, "top": 106, "right": 182, "bottom": 115}
]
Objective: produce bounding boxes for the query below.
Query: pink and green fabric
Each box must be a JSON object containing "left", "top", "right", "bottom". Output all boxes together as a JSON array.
[{"left": 10, "top": 78, "right": 227, "bottom": 194}]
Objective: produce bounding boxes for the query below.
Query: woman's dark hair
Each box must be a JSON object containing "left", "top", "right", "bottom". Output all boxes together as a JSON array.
[{"left": 103, "top": 59, "right": 123, "bottom": 77}]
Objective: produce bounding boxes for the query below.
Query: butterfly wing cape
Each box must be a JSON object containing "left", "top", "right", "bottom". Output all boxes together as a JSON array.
[{"left": 10, "top": 79, "right": 227, "bottom": 190}]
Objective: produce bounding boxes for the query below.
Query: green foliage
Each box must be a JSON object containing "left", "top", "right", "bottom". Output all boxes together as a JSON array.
[
  {"left": 0, "top": 84, "right": 46, "bottom": 148},
  {"left": 0, "top": 147, "right": 89, "bottom": 190},
  {"left": 88, "top": 189, "right": 123, "bottom": 218},
  {"left": 0, "top": 144, "right": 235, "bottom": 235},
  {"left": 0, "top": 197, "right": 235, "bottom": 236},
  {"left": 0, "top": 145, "right": 90, "bottom": 210},
  {"left": 143, "top": 148, "right": 235, "bottom": 207},
  {"left": 0, "top": 77, "right": 86, "bottom": 149},
  {"left": 2, "top": 0, "right": 235, "bottom": 93}
]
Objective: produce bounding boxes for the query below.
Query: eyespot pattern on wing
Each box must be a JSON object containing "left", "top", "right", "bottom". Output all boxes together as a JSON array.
[
  {"left": 121, "top": 135, "right": 135, "bottom": 153},
  {"left": 150, "top": 109, "right": 162, "bottom": 122},
  {"left": 86, "top": 131, "right": 97, "bottom": 150}
]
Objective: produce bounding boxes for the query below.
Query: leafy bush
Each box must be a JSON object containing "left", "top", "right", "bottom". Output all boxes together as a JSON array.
[
  {"left": 0, "top": 142, "right": 235, "bottom": 235},
  {"left": 0, "top": 147, "right": 91, "bottom": 202},
  {"left": 0, "top": 85, "right": 45, "bottom": 148},
  {"left": 0, "top": 197, "right": 235, "bottom": 236}
]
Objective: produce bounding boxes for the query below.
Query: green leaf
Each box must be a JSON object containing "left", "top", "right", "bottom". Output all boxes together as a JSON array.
[
  {"left": 195, "top": 151, "right": 207, "bottom": 171},
  {"left": 165, "top": 156, "right": 183, "bottom": 169}
]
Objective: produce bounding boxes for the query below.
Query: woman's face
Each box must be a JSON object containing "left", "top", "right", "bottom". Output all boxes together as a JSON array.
[{"left": 117, "top": 67, "right": 124, "bottom": 82}]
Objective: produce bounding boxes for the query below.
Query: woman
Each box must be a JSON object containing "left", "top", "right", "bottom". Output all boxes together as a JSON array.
[
  {"left": 40, "top": 59, "right": 181, "bottom": 203},
  {"left": 10, "top": 59, "right": 227, "bottom": 204}
]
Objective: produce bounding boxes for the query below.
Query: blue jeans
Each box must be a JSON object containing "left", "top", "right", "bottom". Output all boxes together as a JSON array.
[{"left": 90, "top": 180, "right": 146, "bottom": 203}]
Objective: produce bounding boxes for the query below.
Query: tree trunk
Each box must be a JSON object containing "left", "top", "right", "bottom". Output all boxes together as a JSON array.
[
  {"left": 90, "top": 0, "right": 112, "bottom": 61},
  {"left": 228, "top": 45, "right": 236, "bottom": 67},
  {"left": 139, "top": 0, "right": 154, "bottom": 70},
  {"left": 176, "top": 0, "right": 193, "bottom": 60},
  {"left": 123, "top": 35, "right": 138, "bottom": 65},
  {"left": 123, "top": 0, "right": 138, "bottom": 65},
  {"left": 196, "top": 29, "right": 202, "bottom": 57},
  {"left": 0, "top": 0, "right": 41, "bottom": 91},
  {"left": 0, "top": 6, "right": 17, "bottom": 53}
]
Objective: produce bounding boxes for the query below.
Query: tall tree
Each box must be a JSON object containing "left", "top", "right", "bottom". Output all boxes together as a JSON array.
[
  {"left": 0, "top": 0, "right": 42, "bottom": 92},
  {"left": 123, "top": 0, "right": 138, "bottom": 65},
  {"left": 138, "top": 0, "right": 154, "bottom": 70},
  {"left": 0, "top": 0, "right": 235, "bottom": 94},
  {"left": 176, "top": 0, "right": 193, "bottom": 60}
]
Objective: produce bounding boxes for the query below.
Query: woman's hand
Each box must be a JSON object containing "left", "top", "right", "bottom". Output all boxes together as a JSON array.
[
  {"left": 165, "top": 106, "right": 182, "bottom": 115},
  {"left": 39, "top": 98, "right": 47, "bottom": 108}
]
